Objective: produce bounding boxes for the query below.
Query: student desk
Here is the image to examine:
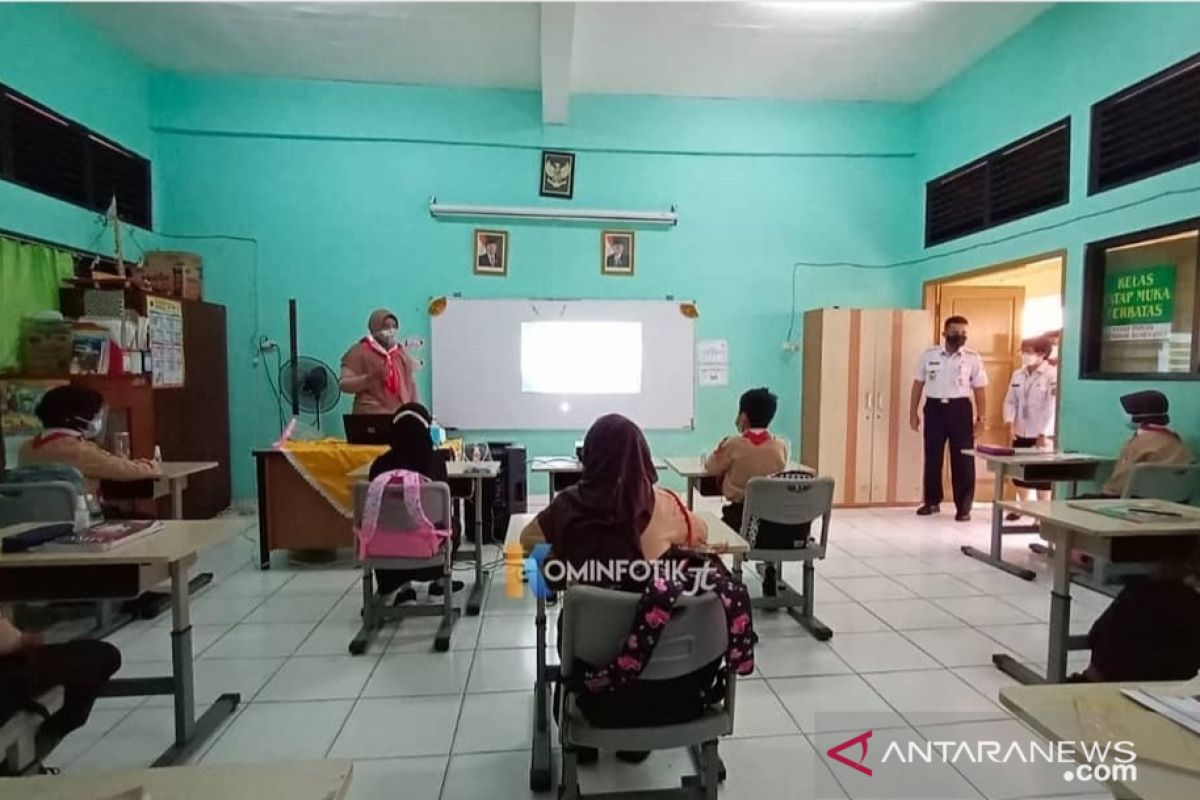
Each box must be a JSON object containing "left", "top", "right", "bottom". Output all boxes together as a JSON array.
[
  {"left": 532, "top": 457, "right": 668, "bottom": 501},
  {"left": 505, "top": 511, "right": 750, "bottom": 792},
  {"left": 0, "top": 519, "right": 248, "bottom": 767},
  {"left": 0, "top": 760, "right": 355, "bottom": 800},
  {"left": 1001, "top": 681, "right": 1200, "bottom": 800},
  {"left": 154, "top": 462, "right": 219, "bottom": 519},
  {"left": 100, "top": 461, "right": 220, "bottom": 520},
  {"left": 665, "top": 457, "right": 812, "bottom": 509},
  {"left": 993, "top": 499, "right": 1200, "bottom": 685},
  {"left": 348, "top": 460, "right": 501, "bottom": 615},
  {"left": 963, "top": 450, "right": 1113, "bottom": 581}
]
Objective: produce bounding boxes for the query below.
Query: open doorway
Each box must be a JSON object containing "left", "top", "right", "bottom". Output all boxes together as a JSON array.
[{"left": 923, "top": 251, "right": 1066, "bottom": 502}]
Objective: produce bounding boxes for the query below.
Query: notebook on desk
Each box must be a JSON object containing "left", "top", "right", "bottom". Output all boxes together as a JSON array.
[
  {"left": 43, "top": 520, "right": 163, "bottom": 553},
  {"left": 1067, "top": 501, "right": 1200, "bottom": 524}
]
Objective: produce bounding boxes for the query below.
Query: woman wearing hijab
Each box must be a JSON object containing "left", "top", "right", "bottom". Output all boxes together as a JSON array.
[
  {"left": 520, "top": 414, "right": 708, "bottom": 566},
  {"left": 519, "top": 414, "right": 713, "bottom": 763},
  {"left": 367, "top": 402, "right": 462, "bottom": 601},
  {"left": 340, "top": 308, "right": 419, "bottom": 415}
]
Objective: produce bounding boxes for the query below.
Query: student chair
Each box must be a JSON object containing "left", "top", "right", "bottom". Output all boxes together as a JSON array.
[
  {"left": 0, "top": 481, "right": 78, "bottom": 527},
  {"left": 1123, "top": 462, "right": 1200, "bottom": 504},
  {"left": 1079, "top": 462, "right": 1200, "bottom": 591},
  {"left": 557, "top": 586, "right": 735, "bottom": 800},
  {"left": 733, "top": 472, "right": 835, "bottom": 641},
  {"left": 0, "top": 464, "right": 95, "bottom": 528},
  {"left": 0, "top": 686, "right": 64, "bottom": 774},
  {"left": 350, "top": 480, "right": 459, "bottom": 654}
]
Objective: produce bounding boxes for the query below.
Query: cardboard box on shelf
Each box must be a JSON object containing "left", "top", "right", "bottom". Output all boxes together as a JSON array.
[
  {"left": 142, "top": 251, "right": 203, "bottom": 300},
  {"left": 20, "top": 318, "right": 74, "bottom": 376}
]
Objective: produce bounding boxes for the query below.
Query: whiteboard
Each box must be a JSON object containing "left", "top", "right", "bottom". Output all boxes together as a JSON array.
[{"left": 432, "top": 298, "right": 695, "bottom": 429}]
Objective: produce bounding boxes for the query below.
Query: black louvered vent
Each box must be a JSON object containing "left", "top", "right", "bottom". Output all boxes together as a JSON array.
[
  {"left": 925, "top": 119, "right": 1070, "bottom": 247},
  {"left": 1091, "top": 52, "right": 1200, "bottom": 194},
  {"left": 0, "top": 83, "right": 152, "bottom": 229},
  {"left": 89, "top": 134, "right": 152, "bottom": 230},
  {"left": 926, "top": 163, "right": 987, "bottom": 246},
  {"left": 7, "top": 95, "right": 88, "bottom": 207}
]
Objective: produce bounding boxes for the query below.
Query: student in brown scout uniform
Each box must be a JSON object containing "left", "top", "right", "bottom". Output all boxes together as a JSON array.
[
  {"left": 1100, "top": 389, "right": 1193, "bottom": 498},
  {"left": 17, "top": 385, "right": 160, "bottom": 495}
]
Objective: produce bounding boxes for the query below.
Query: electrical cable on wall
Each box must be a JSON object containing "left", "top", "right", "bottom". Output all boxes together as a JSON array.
[{"left": 785, "top": 182, "right": 1200, "bottom": 342}]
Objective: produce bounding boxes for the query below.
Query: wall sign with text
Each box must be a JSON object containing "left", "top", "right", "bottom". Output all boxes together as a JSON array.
[{"left": 1103, "top": 263, "right": 1176, "bottom": 341}]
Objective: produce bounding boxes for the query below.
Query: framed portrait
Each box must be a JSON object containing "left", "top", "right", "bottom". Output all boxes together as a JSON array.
[
  {"left": 540, "top": 150, "right": 575, "bottom": 199},
  {"left": 473, "top": 229, "right": 508, "bottom": 276},
  {"left": 601, "top": 230, "right": 635, "bottom": 276}
]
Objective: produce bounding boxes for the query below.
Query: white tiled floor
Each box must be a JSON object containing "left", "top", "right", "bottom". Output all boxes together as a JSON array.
[{"left": 48, "top": 503, "right": 1112, "bottom": 799}]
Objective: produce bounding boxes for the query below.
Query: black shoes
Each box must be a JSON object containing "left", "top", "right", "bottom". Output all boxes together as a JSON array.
[
  {"left": 916, "top": 504, "right": 940, "bottom": 516},
  {"left": 955, "top": 512, "right": 972, "bottom": 522},
  {"left": 429, "top": 579, "right": 465, "bottom": 597},
  {"left": 571, "top": 748, "right": 649, "bottom": 765}
]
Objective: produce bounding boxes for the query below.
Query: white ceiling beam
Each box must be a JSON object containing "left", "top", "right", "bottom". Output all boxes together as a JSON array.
[{"left": 539, "top": 2, "right": 575, "bottom": 125}]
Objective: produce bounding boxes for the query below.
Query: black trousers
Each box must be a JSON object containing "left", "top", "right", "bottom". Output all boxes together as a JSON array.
[
  {"left": 922, "top": 398, "right": 975, "bottom": 515},
  {"left": 0, "top": 640, "right": 121, "bottom": 760}
]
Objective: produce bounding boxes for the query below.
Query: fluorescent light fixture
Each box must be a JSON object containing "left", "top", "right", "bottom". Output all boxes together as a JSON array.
[{"left": 430, "top": 198, "right": 677, "bottom": 226}]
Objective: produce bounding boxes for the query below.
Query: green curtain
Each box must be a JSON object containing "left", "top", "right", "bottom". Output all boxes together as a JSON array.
[{"left": 0, "top": 237, "right": 75, "bottom": 371}]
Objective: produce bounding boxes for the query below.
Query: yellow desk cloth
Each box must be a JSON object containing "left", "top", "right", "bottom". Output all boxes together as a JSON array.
[{"left": 281, "top": 439, "right": 385, "bottom": 518}]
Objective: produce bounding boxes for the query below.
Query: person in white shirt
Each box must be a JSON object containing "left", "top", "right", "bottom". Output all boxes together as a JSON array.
[
  {"left": 909, "top": 315, "right": 989, "bottom": 521},
  {"left": 1003, "top": 336, "right": 1057, "bottom": 515}
]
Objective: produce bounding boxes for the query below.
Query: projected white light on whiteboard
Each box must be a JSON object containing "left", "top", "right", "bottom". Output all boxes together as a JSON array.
[{"left": 521, "top": 321, "right": 643, "bottom": 394}]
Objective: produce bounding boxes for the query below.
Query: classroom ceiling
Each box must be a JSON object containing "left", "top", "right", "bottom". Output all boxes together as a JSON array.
[{"left": 77, "top": 2, "right": 1049, "bottom": 115}]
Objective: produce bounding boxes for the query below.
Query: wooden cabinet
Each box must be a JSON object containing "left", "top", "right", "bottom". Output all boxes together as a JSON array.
[{"left": 801, "top": 308, "right": 932, "bottom": 506}]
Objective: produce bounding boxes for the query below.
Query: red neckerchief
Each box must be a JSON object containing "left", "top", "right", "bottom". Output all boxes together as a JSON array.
[
  {"left": 1139, "top": 423, "right": 1181, "bottom": 440},
  {"left": 32, "top": 430, "right": 82, "bottom": 449},
  {"left": 742, "top": 429, "right": 771, "bottom": 446},
  {"left": 362, "top": 337, "right": 401, "bottom": 397}
]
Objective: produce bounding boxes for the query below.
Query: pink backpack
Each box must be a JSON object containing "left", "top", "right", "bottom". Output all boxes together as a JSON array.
[{"left": 356, "top": 469, "right": 449, "bottom": 560}]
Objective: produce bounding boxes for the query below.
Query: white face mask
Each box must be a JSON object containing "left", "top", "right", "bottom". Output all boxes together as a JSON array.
[
  {"left": 78, "top": 409, "right": 106, "bottom": 440},
  {"left": 374, "top": 327, "right": 397, "bottom": 348},
  {"left": 1020, "top": 353, "right": 1042, "bottom": 368}
]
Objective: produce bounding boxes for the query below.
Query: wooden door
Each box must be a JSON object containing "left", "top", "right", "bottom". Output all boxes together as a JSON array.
[{"left": 937, "top": 286, "right": 1024, "bottom": 502}]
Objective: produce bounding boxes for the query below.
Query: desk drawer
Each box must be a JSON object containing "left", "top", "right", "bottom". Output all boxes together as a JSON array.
[
  {"left": 0, "top": 563, "right": 167, "bottom": 602},
  {"left": 1076, "top": 534, "right": 1198, "bottom": 563}
]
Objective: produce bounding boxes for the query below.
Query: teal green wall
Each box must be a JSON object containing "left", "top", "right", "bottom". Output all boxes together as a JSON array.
[
  {"left": 0, "top": 3, "right": 154, "bottom": 252},
  {"left": 907, "top": 1, "right": 1200, "bottom": 462},
  {"left": 151, "top": 75, "right": 917, "bottom": 498},
  {"left": 7, "top": 2, "right": 1200, "bottom": 501}
]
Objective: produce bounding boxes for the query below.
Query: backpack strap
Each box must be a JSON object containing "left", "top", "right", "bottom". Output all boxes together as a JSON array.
[{"left": 358, "top": 469, "right": 447, "bottom": 553}]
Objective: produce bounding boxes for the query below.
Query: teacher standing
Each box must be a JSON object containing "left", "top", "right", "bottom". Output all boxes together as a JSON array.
[{"left": 339, "top": 308, "right": 419, "bottom": 415}]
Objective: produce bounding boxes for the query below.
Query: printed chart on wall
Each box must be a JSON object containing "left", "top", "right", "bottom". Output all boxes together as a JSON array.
[
  {"left": 1103, "top": 264, "right": 1176, "bottom": 341},
  {"left": 148, "top": 296, "right": 185, "bottom": 388},
  {"left": 697, "top": 339, "right": 729, "bottom": 387}
]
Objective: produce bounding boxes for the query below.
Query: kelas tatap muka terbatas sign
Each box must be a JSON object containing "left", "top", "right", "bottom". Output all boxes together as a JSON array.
[{"left": 1103, "top": 263, "right": 1176, "bottom": 341}]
